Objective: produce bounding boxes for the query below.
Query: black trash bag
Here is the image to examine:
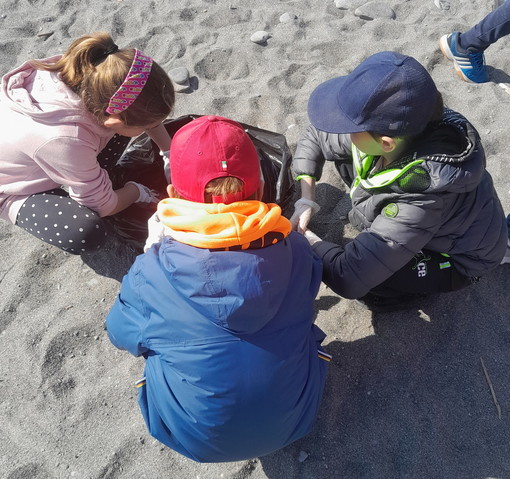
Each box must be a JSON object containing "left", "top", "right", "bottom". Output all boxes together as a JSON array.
[
  {"left": 103, "top": 137, "right": 167, "bottom": 250},
  {"left": 105, "top": 115, "right": 296, "bottom": 250},
  {"left": 238, "top": 120, "right": 295, "bottom": 213}
]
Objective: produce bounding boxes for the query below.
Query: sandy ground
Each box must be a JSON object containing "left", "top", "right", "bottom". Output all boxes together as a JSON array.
[{"left": 1, "top": 0, "right": 510, "bottom": 478}]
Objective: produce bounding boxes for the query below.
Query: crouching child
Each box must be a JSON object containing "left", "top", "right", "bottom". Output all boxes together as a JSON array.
[
  {"left": 106, "top": 116, "right": 329, "bottom": 462},
  {"left": 291, "top": 51, "right": 507, "bottom": 311}
]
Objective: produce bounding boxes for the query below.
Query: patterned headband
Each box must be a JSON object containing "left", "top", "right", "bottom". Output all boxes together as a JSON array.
[{"left": 106, "top": 49, "right": 153, "bottom": 115}]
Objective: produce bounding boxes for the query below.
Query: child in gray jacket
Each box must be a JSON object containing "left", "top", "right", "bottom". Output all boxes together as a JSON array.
[{"left": 291, "top": 51, "right": 507, "bottom": 311}]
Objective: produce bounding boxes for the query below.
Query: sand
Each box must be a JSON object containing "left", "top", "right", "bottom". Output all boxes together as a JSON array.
[{"left": 1, "top": 0, "right": 510, "bottom": 478}]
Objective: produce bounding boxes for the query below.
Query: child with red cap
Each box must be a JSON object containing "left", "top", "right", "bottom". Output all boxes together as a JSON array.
[{"left": 106, "top": 115, "right": 329, "bottom": 463}]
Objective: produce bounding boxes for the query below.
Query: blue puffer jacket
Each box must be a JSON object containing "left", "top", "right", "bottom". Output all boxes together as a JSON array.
[{"left": 107, "top": 223, "right": 327, "bottom": 462}]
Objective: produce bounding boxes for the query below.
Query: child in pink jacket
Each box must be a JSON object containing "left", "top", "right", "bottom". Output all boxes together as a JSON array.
[{"left": 0, "top": 32, "right": 174, "bottom": 253}]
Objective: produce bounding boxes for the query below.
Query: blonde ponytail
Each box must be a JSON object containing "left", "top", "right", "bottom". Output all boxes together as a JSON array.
[{"left": 31, "top": 32, "right": 174, "bottom": 127}]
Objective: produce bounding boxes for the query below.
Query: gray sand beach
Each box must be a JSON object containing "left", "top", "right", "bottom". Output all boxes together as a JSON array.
[{"left": 1, "top": 1, "right": 510, "bottom": 478}]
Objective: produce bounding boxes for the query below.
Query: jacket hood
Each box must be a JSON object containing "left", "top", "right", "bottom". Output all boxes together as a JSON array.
[
  {"left": 1, "top": 56, "right": 107, "bottom": 130},
  {"left": 156, "top": 198, "right": 291, "bottom": 249},
  {"left": 153, "top": 199, "right": 294, "bottom": 334},
  {"left": 396, "top": 109, "right": 485, "bottom": 194}
]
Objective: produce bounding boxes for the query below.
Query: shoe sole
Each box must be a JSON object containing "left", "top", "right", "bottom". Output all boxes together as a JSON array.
[{"left": 439, "top": 35, "right": 476, "bottom": 83}]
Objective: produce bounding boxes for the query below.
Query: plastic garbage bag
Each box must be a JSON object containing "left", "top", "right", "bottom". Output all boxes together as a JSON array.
[{"left": 106, "top": 115, "right": 296, "bottom": 249}]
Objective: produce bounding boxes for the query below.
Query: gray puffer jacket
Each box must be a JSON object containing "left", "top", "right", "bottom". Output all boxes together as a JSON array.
[{"left": 293, "top": 109, "right": 507, "bottom": 299}]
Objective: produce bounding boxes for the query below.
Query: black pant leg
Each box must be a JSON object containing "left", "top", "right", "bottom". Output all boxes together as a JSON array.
[
  {"left": 15, "top": 189, "right": 109, "bottom": 254},
  {"left": 97, "top": 134, "right": 131, "bottom": 170},
  {"left": 370, "top": 250, "right": 473, "bottom": 297}
]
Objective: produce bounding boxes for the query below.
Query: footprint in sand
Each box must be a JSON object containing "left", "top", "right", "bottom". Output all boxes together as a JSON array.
[
  {"left": 0, "top": 246, "right": 66, "bottom": 334},
  {"left": 194, "top": 48, "right": 250, "bottom": 81},
  {"left": 95, "top": 438, "right": 143, "bottom": 479},
  {"left": 269, "top": 63, "right": 313, "bottom": 93},
  {"left": 199, "top": 8, "right": 252, "bottom": 29},
  {"left": 41, "top": 324, "right": 96, "bottom": 399},
  {"left": 7, "top": 463, "right": 50, "bottom": 479}
]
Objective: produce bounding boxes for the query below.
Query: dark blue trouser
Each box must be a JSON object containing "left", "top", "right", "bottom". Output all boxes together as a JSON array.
[
  {"left": 370, "top": 250, "right": 473, "bottom": 297},
  {"left": 459, "top": 1, "right": 510, "bottom": 52}
]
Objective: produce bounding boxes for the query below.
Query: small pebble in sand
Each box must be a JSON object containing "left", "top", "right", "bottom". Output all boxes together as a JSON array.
[
  {"left": 169, "top": 67, "right": 190, "bottom": 93},
  {"left": 498, "top": 82, "right": 510, "bottom": 94},
  {"left": 1, "top": 14, "right": 6, "bottom": 19},
  {"left": 355, "top": 2, "right": 396, "bottom": 20},
  {"left": 173, "top": 82, "right": 190, "bottom": 93},
  {"left": 169, "top": 67, "right": 189, "bottom": 85},
  {"left": 250, "top": 31, "right": 271, "bottom": 45},
  {"left": 279, "top": 12, "right": 297, "bottom": 22},
  {"left": 334, "top": 0, "right": 350, "bottom": 9},
  {"left": 37, "top": 31, "right": 54, "bottom": 40},
  {"left": 298, "top": 450, "right": 309, "bottom": 462},
  {"left": 434, "top": 0, "right": 450, "bottom": 10}
]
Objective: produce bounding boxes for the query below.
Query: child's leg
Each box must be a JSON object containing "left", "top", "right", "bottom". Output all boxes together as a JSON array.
[
  {"left": 369, "top": 250, "right": 474, "bottom": 297},
  {"left": 15, "top": 189, "right": 109, "bottom": 254},
  {"left": 459, "top": 2, "right": 510, "bottom": 52}
]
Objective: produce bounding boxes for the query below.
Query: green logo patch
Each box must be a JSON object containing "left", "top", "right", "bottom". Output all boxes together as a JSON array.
[{"left": 383, "top": 203, "right": 398, "bottom": 218}]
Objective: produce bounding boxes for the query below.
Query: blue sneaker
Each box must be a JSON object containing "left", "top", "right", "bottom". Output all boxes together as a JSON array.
[{"left": 440, "top": 32, "right": 489, "bottom": 83}]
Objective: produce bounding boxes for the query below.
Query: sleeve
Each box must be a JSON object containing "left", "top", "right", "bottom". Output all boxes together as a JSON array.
[
  {"left": 293, "top": 125, "right": 327, "bottom": 180},
  {"left": 292, "top": 124, "right": 352, "bottom": 181},
  {"left": 312, "top": 195, "right": 443, "bottom": 298},
  {"left": 106, "top": 260, "right": 150, "bottom": 357},
  {"left": 33, "top": 136, "right": 118, "bottom": 217}
]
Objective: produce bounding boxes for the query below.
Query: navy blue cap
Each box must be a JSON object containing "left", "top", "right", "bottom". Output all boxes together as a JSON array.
[{"left": 307, "top": 51, "right": 439, "bottom": 137}]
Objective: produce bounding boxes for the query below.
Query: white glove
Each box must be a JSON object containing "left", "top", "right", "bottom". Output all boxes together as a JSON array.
[
  {"left": 304, "top": 229, "right": 322, "bottom": 246},
  {"left": 126, "top": 181, "right": 160, "bottom": 204},
  {"left": 144, "top": 212, "right": 166, "bottom": 252},
  {"left": 160, "top": 150, "right": 170, "bottom": 181},
  {"left": 289, "top": 197, "right": 320, "bottom": 233}
]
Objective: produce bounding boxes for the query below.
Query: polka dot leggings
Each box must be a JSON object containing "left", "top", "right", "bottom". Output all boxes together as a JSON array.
[
  {"left": 15, "top": 134, "right": 130, "bottom": 254},
  {"left": 16, "top": 189, "right": 109, "bottom": 254}
]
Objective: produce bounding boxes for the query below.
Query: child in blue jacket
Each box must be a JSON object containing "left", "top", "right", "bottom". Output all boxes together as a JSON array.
[{"left": 106, "top": 116, "right": 329, "bottom": 463}]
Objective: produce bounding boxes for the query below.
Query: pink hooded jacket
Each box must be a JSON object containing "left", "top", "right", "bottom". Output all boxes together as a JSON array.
[{"left": 0, "top": 56, "right": 117, "bottom": 223}]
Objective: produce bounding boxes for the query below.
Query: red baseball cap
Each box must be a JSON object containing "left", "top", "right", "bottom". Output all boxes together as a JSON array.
[{"left": 169, "top": 116, "right": 260, "bottom": 203}]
